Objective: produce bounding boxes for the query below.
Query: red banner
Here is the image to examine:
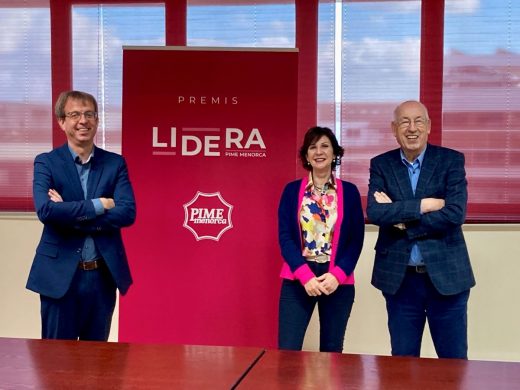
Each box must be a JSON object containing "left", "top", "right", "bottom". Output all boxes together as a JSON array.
[{"left": 120, "top": 47, "right": 298, "bottom": 348}]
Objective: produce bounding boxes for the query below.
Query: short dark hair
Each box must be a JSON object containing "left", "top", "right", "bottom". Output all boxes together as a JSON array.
[
  {"left": 55, "top": 90, "right": 98, "bottom": 120},
  {"left": 299, "top": 126, "right": 344, "bottom": 171}
]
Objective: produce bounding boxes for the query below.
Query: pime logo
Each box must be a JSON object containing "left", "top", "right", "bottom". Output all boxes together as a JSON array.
[
  {"left": 152, "top": 127, "right": 266, "bottom": 158},
  {"left": 183, "top": 192, "right": 233, "bottom": 241}
]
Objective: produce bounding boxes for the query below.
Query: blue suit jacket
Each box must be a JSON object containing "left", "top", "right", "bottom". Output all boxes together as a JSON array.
[
  {"left": 366, "top": 144, "right": 475, "bottom": 295},
  {"left": 27, "top": 143, "right": 136, "bottom": 299}
]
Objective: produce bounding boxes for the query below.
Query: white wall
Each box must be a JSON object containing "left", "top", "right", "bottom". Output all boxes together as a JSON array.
[
  {"left": 2, "top": 214, "right": 519, "bottom": 361},
  {"left": 0, "top": 214, "right": 119, "bottom": 342}
]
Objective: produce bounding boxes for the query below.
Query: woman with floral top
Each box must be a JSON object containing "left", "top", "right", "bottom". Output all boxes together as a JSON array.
[{"left": 277, "top": 126, "right": 365, "bottom": 352}]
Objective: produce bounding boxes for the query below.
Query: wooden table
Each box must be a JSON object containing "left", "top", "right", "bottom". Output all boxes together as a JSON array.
[
  {"left": 239, "top": 349, "right": 520, "bottom": 389},
  {"left": 1, "top": 337, "right": 519, "bottom": 389},
  {"left": 0, "top": 337, "right": 263, "bottom": 389}
]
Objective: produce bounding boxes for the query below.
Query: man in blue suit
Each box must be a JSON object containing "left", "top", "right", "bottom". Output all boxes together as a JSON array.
[
  {"left": 27, "top": 90, "right": 136, "bottom": 341},
  {"left": 367, "top": 100, "right": 475, "bottom": 359}
]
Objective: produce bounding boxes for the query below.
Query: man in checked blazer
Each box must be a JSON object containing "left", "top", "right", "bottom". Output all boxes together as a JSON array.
[
  {"left": 366, "top": 100, "right": 475, "bottom": 359},
  {"left": 27, "top": 90, "right": 136, "bottom": 341}
]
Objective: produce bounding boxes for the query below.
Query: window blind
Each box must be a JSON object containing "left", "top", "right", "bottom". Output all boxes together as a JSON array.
[{"left": 0, "top": 2, "right": 52, "bottom": 211}]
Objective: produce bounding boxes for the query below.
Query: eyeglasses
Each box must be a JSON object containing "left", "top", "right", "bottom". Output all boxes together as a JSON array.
[
  {"left": 396, "top": 117, "right": 428, "bottom": 130},
  {"left": 64, "top": 111, "right": 98, "bottom": 121}
]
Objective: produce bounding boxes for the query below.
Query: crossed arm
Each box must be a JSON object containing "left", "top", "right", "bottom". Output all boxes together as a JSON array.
[
  {"left": 34, "top": 155, "right": 136, "bottom": 232},
  {"left": 48, "top": 188, "right": 115, "bottom": 210},
  {"left": 367, "top": 153, "right": 467, "bottom": 237},
  {"left": 373, "top": 190, "right": 445, "bottom": 229}
]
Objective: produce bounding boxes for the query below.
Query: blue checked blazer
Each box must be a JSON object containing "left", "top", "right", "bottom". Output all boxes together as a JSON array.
[
  {"left": 366, "top": 144, "right": 475, "bottom": 296},
  {"left": 27, "top": 143, "right": 136, "bottom": 299}
]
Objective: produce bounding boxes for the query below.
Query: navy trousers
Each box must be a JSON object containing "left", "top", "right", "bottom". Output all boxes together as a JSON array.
[
  {"left": 383, "top": 268, "right": 470, "bottom": 359},
  {"left": 40, "top": 264, "right": 117, "bottom": 341},
  {"left": 278, "top": 262, "right": 355, "bottom": 353}
]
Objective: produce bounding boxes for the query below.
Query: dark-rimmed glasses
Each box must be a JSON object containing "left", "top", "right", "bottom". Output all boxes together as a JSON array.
[{"left": 64, "top": 111, "right": 98, "bottom": 121}]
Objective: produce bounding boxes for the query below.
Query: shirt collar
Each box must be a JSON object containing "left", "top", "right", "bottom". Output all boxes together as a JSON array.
[
  {"left": 306, "top": 172, "right": 336, "bottom": 191},
  {"left": 68, "top": 145, "right": 94, "bottom": 165},
  {"left": 400, "top": 145, "right": 426, "bottom": 168}
]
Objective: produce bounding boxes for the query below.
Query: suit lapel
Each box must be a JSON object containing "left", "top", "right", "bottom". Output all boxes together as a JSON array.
[
  {"left": 57, "top": 144, "right": 85, "bottom": 200},
  {"left": 388, "top": 149, "right": 415, "bottom": 199},
  {"left": 415, "top": 144, "right": 438, "bottom": 199},
  {"left": 87, "top": 146, "right": 104, "bottom": 200}
]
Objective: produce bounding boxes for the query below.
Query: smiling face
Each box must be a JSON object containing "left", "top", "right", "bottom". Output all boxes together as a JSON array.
[
  {"left": 306, "top": 135, "right": 335, "bottom": 174},
  {"left": 392, "top": 101, "right": 431, "bottom": 162},
  {"left": 58, "top": 97, "right": 98, "bottom": 149}
]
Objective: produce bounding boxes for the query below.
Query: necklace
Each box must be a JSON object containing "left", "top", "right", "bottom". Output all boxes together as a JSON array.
[{"left": 313, "top": 183, "right": 328, "bottom": 195}]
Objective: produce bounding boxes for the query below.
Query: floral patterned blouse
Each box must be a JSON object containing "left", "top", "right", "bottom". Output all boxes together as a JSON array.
[{"left": 299, "top": 174, "right": 338, "bottom": 262}]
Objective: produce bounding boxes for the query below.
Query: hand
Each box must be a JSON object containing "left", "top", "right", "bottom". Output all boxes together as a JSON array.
[
  {"left": 100, "top": 197, "right": 115, "bottom": 210},
  {"left": 374, "top": 191, "right": 392, "bottom": 204},
  {"left": 316, "top": 273, "right": 339, "bottom": 295},
  {"left": 374, "top": 191, "right": 405, "bottom": 230},
  {"left": 48, "top": 189, "right": 63, "bottom": 203},
  {"left": 420, "top": 198, "right": 445, "bottom": 213},
  {"left": 304, "top": 277, "right": 329, "bottom": 297}
]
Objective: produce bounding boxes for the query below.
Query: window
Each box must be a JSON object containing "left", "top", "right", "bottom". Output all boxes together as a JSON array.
[
  {"left": 187, "top": 1, "right": 295, "bottom": 47},
  {"left": 318, "top": 0, "right": 421, "bottom": 200},
  {"left": 1, "top": 0, "right": 519, "bottom": 221},
  {"left": 72, "top": 4, "right": 165, "bottom": 154},
  {"left": 0, "top": 2, "right": 52, "bottom": 211},
  {"left": 443, "top": 0, "right": 520, "bottom": 221}
]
